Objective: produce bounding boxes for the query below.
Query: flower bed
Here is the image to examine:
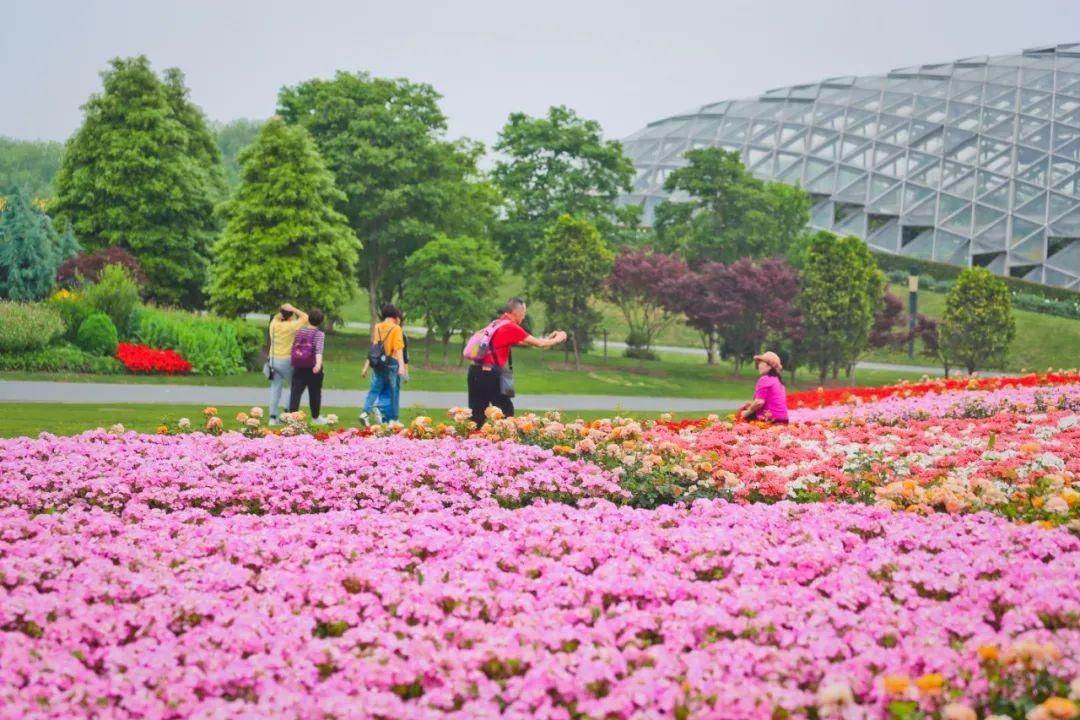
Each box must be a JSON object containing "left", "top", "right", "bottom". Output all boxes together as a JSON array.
[
  {"left": 115, "top": 342, "right": 191, "bottom": 375},
  {"left": 786, "top": 371, "right": 1080, "bottom": 410}
]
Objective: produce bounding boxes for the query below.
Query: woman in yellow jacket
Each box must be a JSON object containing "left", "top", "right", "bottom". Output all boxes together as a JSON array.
[{"left": 267, "top": 302, "right": 307, "bottom": 425}]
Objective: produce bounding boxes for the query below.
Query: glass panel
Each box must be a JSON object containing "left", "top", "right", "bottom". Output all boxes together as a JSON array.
[
  {"left": 948, "top": 141, "right": 978, "bottom": 164},
  {"left": 1056, "top": 107, "right": 1080, "bottom": 127},
  {"left": 934, "top": 231, "right": 969, "bottom": 262},
  {"left": 1055, "top": 137, "right": 1080, "bottom": 161},
  {"left": 909, "top": 160, "right": 942, "bottom": 186},
  {"left": 982, "top": 149, "right": 1013, "bottom": 174},
  {"left": 1017, "top": 146, "right": 1045, "bottom": 168},
  {"left": 975, "top": 204, "right": 1005, "bottom": 231},
  {"left": 938, "top": 193, "right": 967, "bottom": 218},
  {"left": 844, "top": 147, "right": 872, "bottom": 169},
  {"left": 1020, "top": 121, "right": 1051, "bottom": 150},
  {"left": 777, "top": 158, "right": 805, "bottom": 183},
  {"left": 979, "top": 183, "right": 1011, "bottom": 209},
  {"left": 873, "top": 143, "right": 902, "bottom": 166},
  {"left": 945, "top": 170, "right": 976, "bottom": 199},
  {"left": 903, "top": 194, "right": 937, "bottom": 224},
  {"left": 902, "top": 183, "right": 933, "bottom": 211},
  {"left": 987, "top": 86, "right": 1018, "bottom": 110},
  {"left": 750, "top": 121, "right": 777, "bottom": 142},
  {"left": 809, "top": 129, "right": 838, "bottom": 149},
  {"left": 942, "top": 206, "right": 973, "bottom": 235},
  {"left": 781, "top": 131, "right": 807, "bottom": 153},
  {"left": 869, "top": 174, "right": 896, "bottom": 198},
  {"left": 1024, "top": 69, "right": 1055, "bottom": 90},
  {"left": 1014, "top": 180, "right": 1043, "bottom": 206},
  {"left": 986, "top": 66, "right": 1019, "bottom": 84},
  {"left": 1016, "top": 192, "right": 1048, "bottom": 221},
  {"left": 949, "top": 82, "right": 983, "bottom": 104},
  {"left": 835, "top": 166, "right": 863, "bottom": 189},
  {"left": 1054, "top": 170, "right": 1080, "bottom": 196},
  {"left": 1050, "top": 205, "right": 1080, "bottom": 236},
  {"left": 973, "top": 219, "right": 1008, "bottom": 253},
  {"left": 1011, "top": 232, "right": 1045, "bottom": 263},
  {"left": 984, "top": 116, "right": 1016, "bottom": 140},
  {"left": 901, "top": 229, "right": 935, "bottom": 259},
  {"left": 1054, "top": 95, "right": 1080, "bottom": 121},
  {"left": 868, "top": 184, "right": 902, "bottom": 215},
  {"left": 1024, "top": 97, "right": 1054, "bottom": 120},
  {"left": 1011, "top": 216, "right": 1041, "bottom": 244},
  {"left": 835, "top": 174, "right": 869, "bottom": 203},
  {"left": 976, "top": 170, "right": 1008, "bottom": 195},
  {"left": 1049, "top": 191, "right": 1075, "bottom": 221},
  {"left": 946, "top": 100, "right": 979, "bottom": 121},
  {"left": 718, "top": 118, "right": 749, "bottom": 142},
  {"left": 1020, "top": 89, "right": 1052, "bottom": 111},
  {"left": 805, "top": 157, "right": 833, "bottom": 179},
  {"left": 912, "top": 128, "right": 944, "bottom": 154},
  {"left": 1017, "top": 158, "right": 1050, "bottom": 186},
  {"left": 806, "top": 167, "right": 837, "bottom": 194}
]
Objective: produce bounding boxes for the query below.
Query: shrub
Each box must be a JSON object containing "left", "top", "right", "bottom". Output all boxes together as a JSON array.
[
  {"left": 55, "top": 246, "right": 146, "bottom": 288},
  {"left": 135, "top": 309, "right": 260, "bottom": 375},
  {"left": 83, "top": 264, "right": 140, "bottom": 338},
  {"left": 0, "top": 301, "right": 65, "bottom": 353},
  {"left": 76, "top": 313, "right": 119, "bottom": 356},
  {"left": 1011, "top": 292, "right": 1080, "bottom": 320},
  {"left": 0, "top": 344, "right": 124, "bottom": 374},
  {"left": 47, "top": 290, "right": 94, "bottom": 343}
]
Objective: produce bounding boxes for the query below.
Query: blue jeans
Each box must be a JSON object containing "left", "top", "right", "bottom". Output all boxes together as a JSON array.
[
  {"left": 268, "top": 358, "right": 293, "bottom": 418},
  {"left": 362, "top": 359, "right": 401, "bottom": 421}
]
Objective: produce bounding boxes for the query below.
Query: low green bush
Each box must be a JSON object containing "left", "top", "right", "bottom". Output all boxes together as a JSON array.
[
  {"left": 77, "top": 313, "right": 119, "bottom": 356},
  {"left": 135, "top": 309, "right": 262, "bottom": 375},
  {"left": 48, "top": 293, "right": 94, "bottom": 343},
  {"left": 1011, "top": 292, "right": 1080, "bottom": 320},
  {"left": 83, "top": 264, "right": 140, "bottom": 338},
  {"left": 0, "top": 344, "right": 124, "bottom": 373},
  {"left": 0, "top": 301, "right": 65, "bottom": 353}
]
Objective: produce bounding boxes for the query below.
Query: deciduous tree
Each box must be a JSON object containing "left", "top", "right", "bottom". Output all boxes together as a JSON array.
[
  {"left": 604, "top": 248, "right": 687, "bottom": 359},
  {"left": 533, "top": 215, "right": 614, "bottom": 368},
  {"left": 403, "top": 235, "right": 502, "bottom": 364},
  {"left": 493, "top": 106, "right": 636, "bottom": 276},
  {"left": 799, "top": 232, "right": 884, "bottom": 382},
  {"left": 939, "top": 267, "right": 1016, "bottom": 374}
]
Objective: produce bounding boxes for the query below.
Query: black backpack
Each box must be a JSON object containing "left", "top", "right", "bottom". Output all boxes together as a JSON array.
[{"left": 368, "top": 326, "right": 390, "bottom": 372}]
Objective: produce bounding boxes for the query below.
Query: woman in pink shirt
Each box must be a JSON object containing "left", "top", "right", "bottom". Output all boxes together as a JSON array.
[{"left": 740, "top": 351, "right": 789, "bottom": 424}]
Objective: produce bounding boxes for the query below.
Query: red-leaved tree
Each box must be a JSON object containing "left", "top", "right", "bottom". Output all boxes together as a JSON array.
[
  {"left": 604, "top": 248, "right": 688, "bottom": 358},
  {"left": 56, "top": 247, "right": 146, "bottom": 288},
  {"left": 870, "top": 290, "right": 909, "bottom": 349}
]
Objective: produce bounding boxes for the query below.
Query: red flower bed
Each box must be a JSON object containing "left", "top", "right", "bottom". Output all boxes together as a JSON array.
[
  {"left": 786, "top": 371, "right": 1080, "bottom": 409},
  {"left": 115, "top": 343, "right": 192, "bottom": 375}
]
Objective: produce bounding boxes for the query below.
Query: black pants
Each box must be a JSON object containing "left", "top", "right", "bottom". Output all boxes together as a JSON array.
[
  {"left": 289, "top": 367, "right": 324, "bottom": 418},
  {"left": 467, "top": 364, "right": 514, "bottom": 428}
]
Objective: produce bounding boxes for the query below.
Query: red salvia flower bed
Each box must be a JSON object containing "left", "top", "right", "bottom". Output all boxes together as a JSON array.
[{"left": 115, "top": 343, "right": 192, "bottom": 375}]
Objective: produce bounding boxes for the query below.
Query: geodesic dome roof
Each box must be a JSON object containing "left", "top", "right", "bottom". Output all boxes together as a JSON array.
[{"left": 622, "top": 43, "right": 1080, "bottom": 289}]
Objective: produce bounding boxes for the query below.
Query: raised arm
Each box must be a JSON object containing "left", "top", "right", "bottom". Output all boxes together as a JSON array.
[{"left": 521, "top": 330, "right": 568, "bottom": 349}]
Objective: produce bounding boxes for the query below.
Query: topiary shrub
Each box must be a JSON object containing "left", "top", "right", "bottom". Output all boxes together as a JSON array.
[
  {"left": 83, "top": 264, "right": 141, "bottom": 338},
  {"left": 47, "top": 290, "right": 94, "bottom": 343},
  {"left": 76, "top": 313, "right": 119, "bottom": 356},
  {"left": 0, "top": 301, "right": 65, "bottom": 353}
]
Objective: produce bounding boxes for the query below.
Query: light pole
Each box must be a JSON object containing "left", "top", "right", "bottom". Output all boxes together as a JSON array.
[{"left": 907, "top": 268, "right": 919, "bottom": 359}]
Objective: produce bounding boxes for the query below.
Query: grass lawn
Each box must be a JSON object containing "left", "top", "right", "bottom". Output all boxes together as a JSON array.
[
  {"left": 0, "top": 403, "right": 721, "bottom": 439},
  {"left": 342, "top": 276, "right": 1079, "bottom": 373},
  {"left": 0, "top": 331, "right": 932, "bottom": 399}
]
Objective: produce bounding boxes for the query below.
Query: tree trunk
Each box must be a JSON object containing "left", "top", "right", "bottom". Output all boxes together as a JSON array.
[
  {"left": 442, "top": 334, "right": 451, "bottom": 366},
  {"left": 571, "top": 330, "right": 581, "bottom": 371},
  {"left": 707, "top": 332, "right": 718, "bottom": 365},
  {"left": 425, "top": 330, "right": 431, "bottom": 364},
  {"left": 367, "top": 266, "right": 380, "bottom": 334}
]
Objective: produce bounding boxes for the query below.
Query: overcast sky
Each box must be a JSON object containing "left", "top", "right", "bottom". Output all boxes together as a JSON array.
[{"left": 5, "top": 0, "right": 1080, "bottom": 151}]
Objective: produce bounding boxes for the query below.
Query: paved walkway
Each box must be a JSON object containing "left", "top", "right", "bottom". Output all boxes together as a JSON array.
[
  {"left": 247, "top": 314, "right": 948, "bottom": 377},
  {"left": 0, "top": 381, "right": 743, "bottom": 412}
]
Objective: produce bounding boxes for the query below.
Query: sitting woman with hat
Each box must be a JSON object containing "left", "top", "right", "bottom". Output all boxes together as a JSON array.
[{"left": 739, "top": 351, "right": 789, "bottom": 424}]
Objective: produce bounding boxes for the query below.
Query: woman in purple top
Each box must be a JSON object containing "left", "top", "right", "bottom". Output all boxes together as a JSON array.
[
  {"left": 740, "top": 351, "right": 789, "bottom": 424},
  {"left": 288, "top": 309, "right": 328, "bottom": 424}
]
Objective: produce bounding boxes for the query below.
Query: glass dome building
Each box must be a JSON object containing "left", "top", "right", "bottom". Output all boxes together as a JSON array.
[{"left": 621, "top": 44, "right": 1080, "bottom": 289}]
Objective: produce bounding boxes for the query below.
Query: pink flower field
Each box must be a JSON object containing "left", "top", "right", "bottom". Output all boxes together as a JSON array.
[{"left": 1, "top": 377, "right": 1079, "bottom": 719}]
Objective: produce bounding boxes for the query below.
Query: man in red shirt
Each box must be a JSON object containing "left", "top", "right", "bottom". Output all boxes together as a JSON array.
[{"left": 468, "top": 297, "right": 567, "bottom": 427}]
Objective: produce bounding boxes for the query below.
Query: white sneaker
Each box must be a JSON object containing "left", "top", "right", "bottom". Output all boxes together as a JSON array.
[
  {"left": 359, "top": 412, "right": 370, "bottom": 427},
  {"left": 312, "top": 417, "right": 328, "bottom": 426},
  {"left": 269, "top": 418, "right": 280, "bottom": 427}
]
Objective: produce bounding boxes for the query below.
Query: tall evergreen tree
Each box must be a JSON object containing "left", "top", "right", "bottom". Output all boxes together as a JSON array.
[
  {"left": 0, "top": 187, "right": 60, "bottom": 300},
  {"left": 208, "top": 119, "right": 361, "bottom": 317},
  {"left": 55, "top": 221, "right": 81, "bottom": 263},
  {"left": 163, "top": 67, "right": 227, "bottom": 204},
  {"left": 53, "top": 56, "right": 222, "bottom": 308}
]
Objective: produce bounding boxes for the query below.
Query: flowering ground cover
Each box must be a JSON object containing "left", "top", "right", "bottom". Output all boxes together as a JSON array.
[
  {"left": 2, "top": 374, "right": 1079, "bottom": 718},
  {"left": 2, "top": 499, "right": 1078, "bottom": 719},
  {"left": 786, "top": 372, "right": 1080, "bottom": 410},
  {"left": 114, "top": 343, "right": 192, "bottom": 375}
]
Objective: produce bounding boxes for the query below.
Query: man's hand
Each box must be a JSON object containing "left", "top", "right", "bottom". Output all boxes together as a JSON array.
[{"left": 550, "top": 331, "right": 568, "bottom": 344}]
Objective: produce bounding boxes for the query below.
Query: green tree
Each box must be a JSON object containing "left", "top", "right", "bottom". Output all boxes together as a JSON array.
[
  {"left": 208, "top": 119, "right": 361, "bottom": 318},
  {"left": 654, "top": 147, "right": 810, "bottom": 264},
  {"left": 0, "top": 187, "right": 60, "bottom": 300},
  {"left": 533, "top": 215, "right": 615, "bottom": 369},
  {"left": 53, "top": 56, "right": 223, "bottom": 308},
  {"left": 799, "top": 232, "right": 884, "bottom": 382},
  {"left": 403, "top": 235, "right": 502, "bottom": 364},
  {"left": 278, "top": 72, "right": 498, "bottom": 326},
  {"left": 55, "top": 221, "right": 81, "bottom": 263},
  {"left": 214, "top": 118, "right": 263, "bottom": 194},
  {"left": 0, "top": 138, "right": 63, "bottom": 198},
  {"left": 493, "top": 106, "right": 637, "bottom": 276},
  {"left": 939, "top": 267, "right": 1016, "bottom": 374},
  {"left": 163, "top": 68, "right": 227, "bottom": 205}
]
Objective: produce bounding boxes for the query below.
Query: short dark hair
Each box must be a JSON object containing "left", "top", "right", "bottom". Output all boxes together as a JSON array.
[
  {"left": 380, "top": 303, "right": 402, "bottom": 320},
  {"left": 505, "top": 297, "right": 526, "bottom": 313},
  {"left": 308, "top": 309, "right": 324, "bottom": 327}
]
